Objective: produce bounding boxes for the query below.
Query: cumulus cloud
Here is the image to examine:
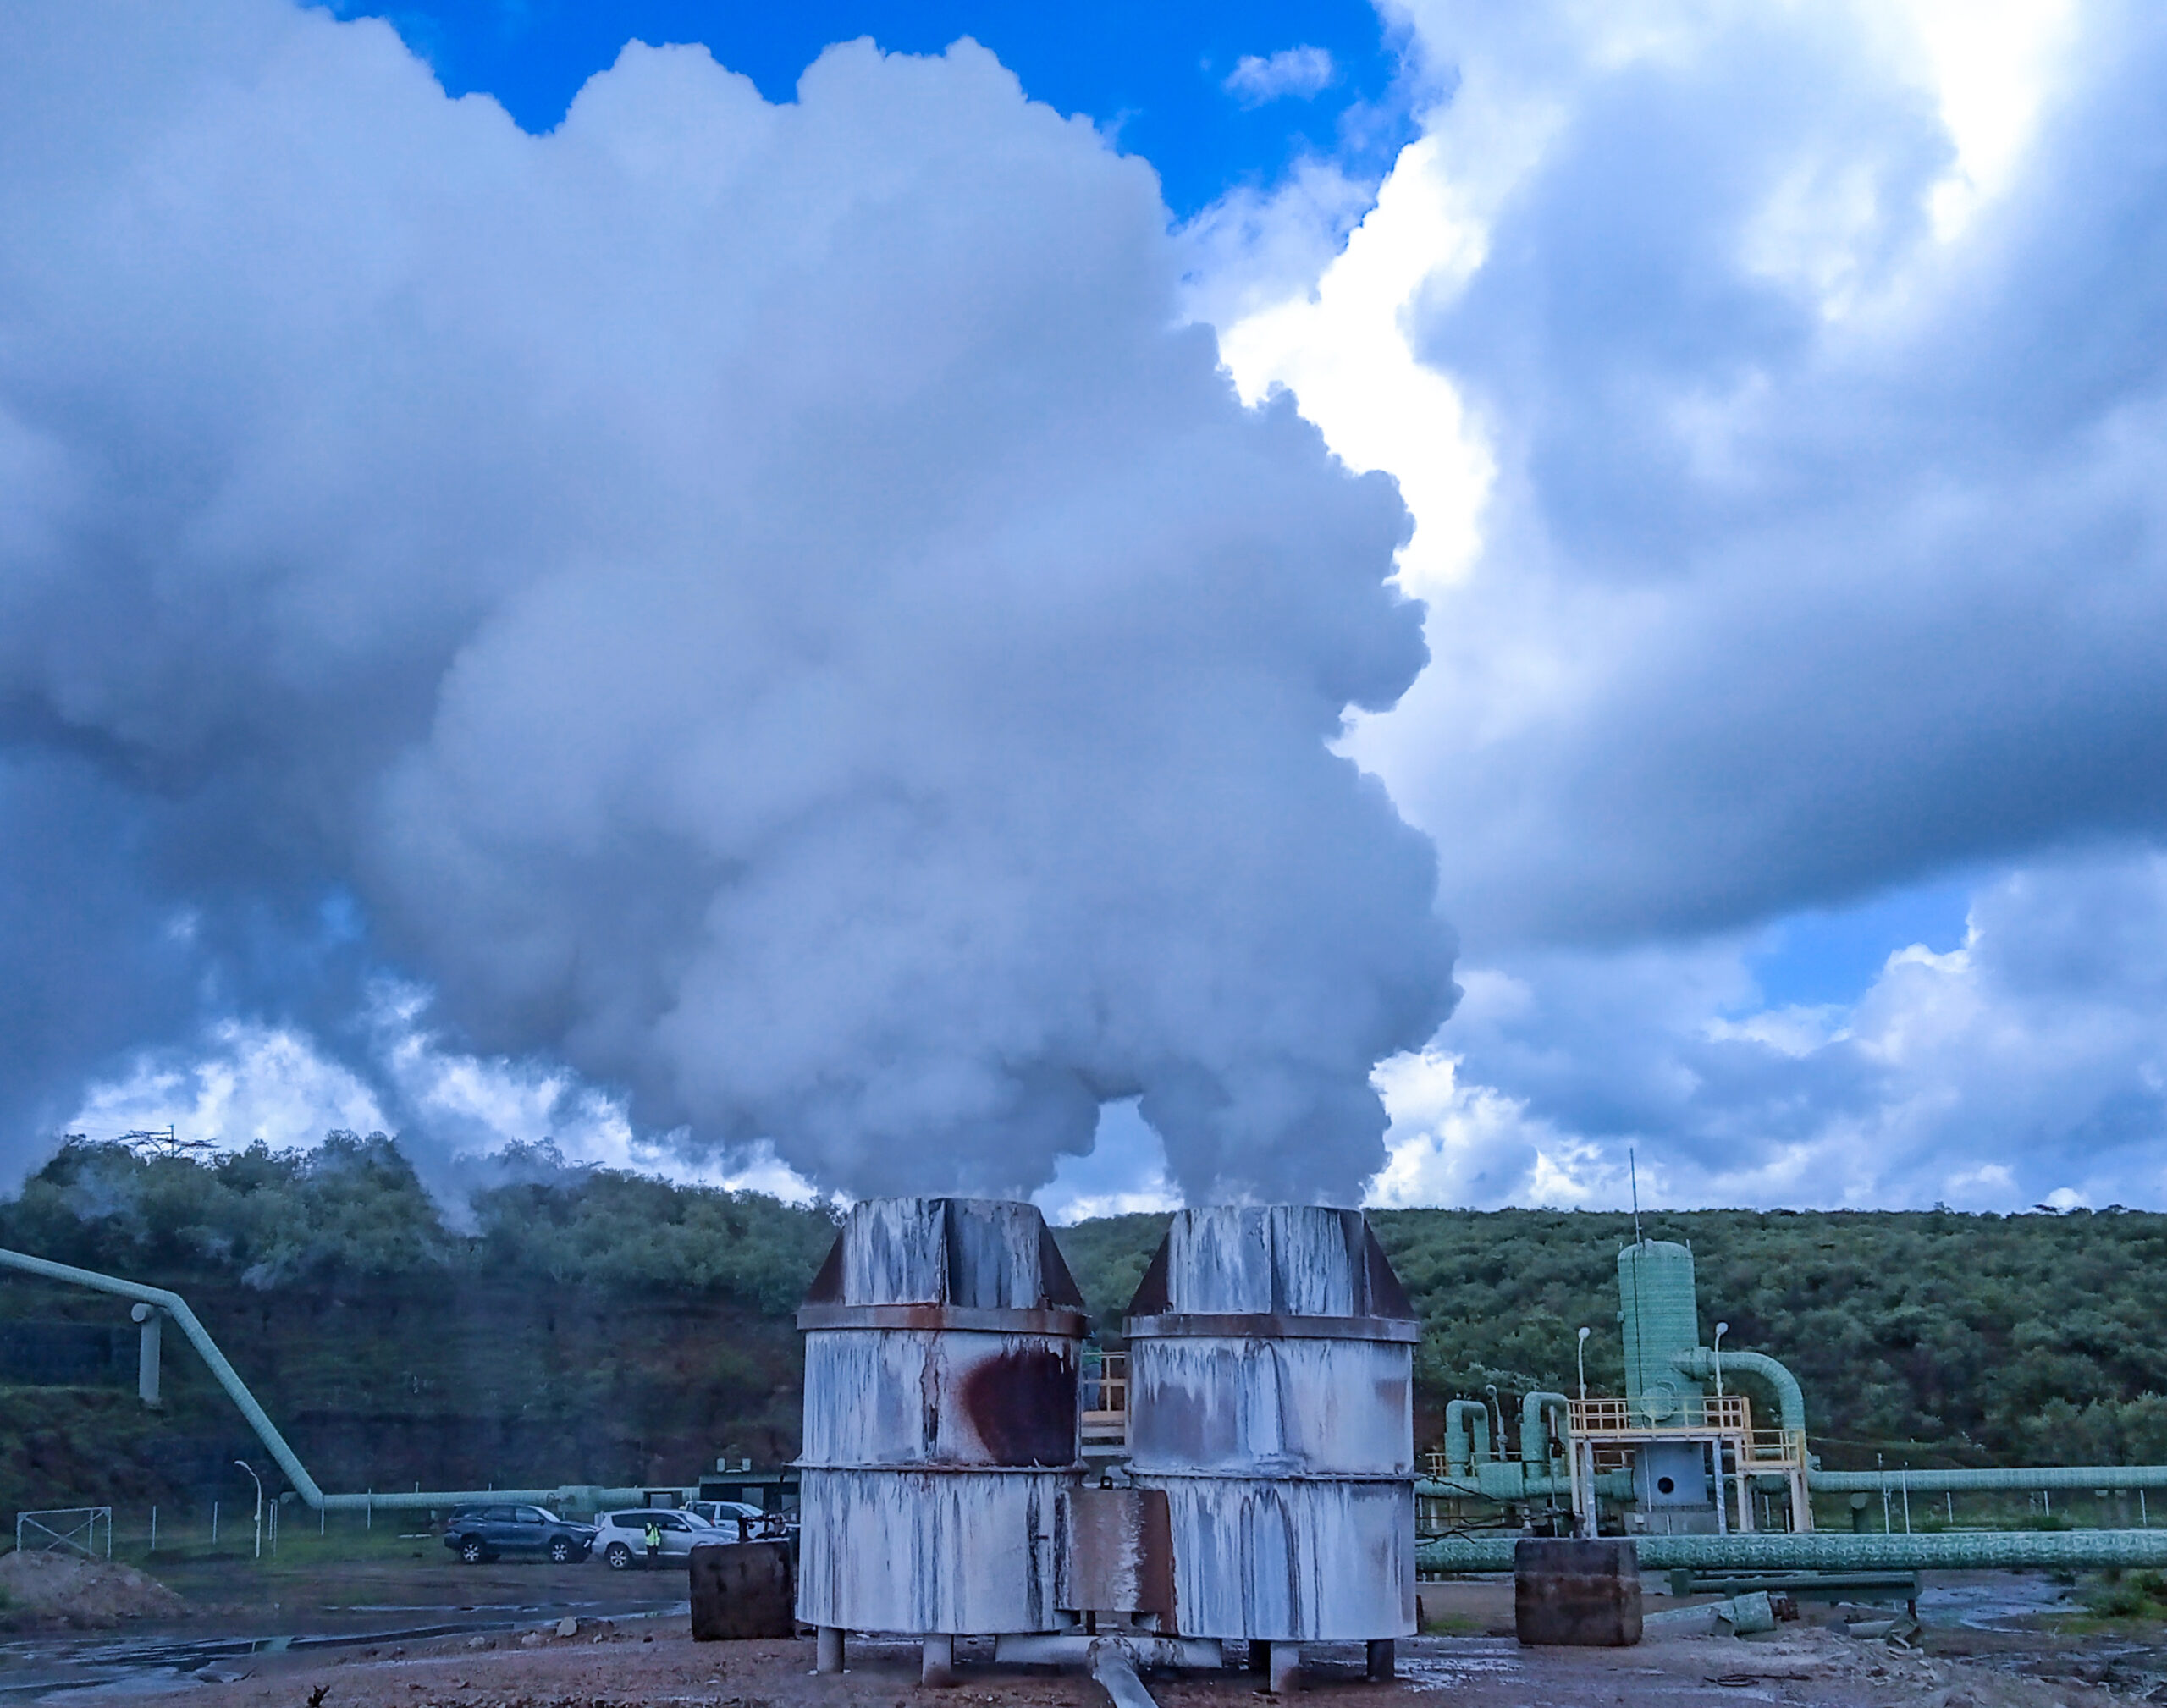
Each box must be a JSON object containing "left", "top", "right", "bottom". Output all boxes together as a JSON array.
[
  {"left": 1183, "top": 0, "right": 2167, "bottom": 1208},
  {"left": 1375, "top": 851, "right": 2167, "bottom": 1211},
  {"left": 1354, "top": 0, "right": 2167, "bottom": 950},
  {"left": 67, "top": 1000, "right": 820, "bottom": 1202},
  {"left": 1224, "top": 47, "right": 1339, "bottom": 108},
  {"left": 0, "top": 3, "right": 1455, "bottom": 1203}
]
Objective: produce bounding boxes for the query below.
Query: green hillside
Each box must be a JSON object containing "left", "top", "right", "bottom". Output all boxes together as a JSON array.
[
  {"left": 0, "top": 1138, "right": 836, "bottom": 1515},
  {"left": 3, "top": 1139, "right": 2164, "bottom": 1518}
]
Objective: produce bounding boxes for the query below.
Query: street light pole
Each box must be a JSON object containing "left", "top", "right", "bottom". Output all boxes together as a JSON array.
[
  {"left": 1713, "top": 1322, "right": 1729, "bottom": 1399},
  {"left": 235, "top": 1460, "right": 263, "bottom": 1561},
  {"left": 1575, "top": 1326, "right": 1591, "bottom": 1402}
]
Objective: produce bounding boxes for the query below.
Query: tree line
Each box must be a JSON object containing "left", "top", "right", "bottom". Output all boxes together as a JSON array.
[{"left": 7, "top": 1138, "right": 2167, "bottom": 1474}]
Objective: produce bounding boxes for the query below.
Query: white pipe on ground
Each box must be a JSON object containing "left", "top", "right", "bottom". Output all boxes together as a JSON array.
[{"left": 1089, "top": 1643, "right": 1161, "bottom": 1708}]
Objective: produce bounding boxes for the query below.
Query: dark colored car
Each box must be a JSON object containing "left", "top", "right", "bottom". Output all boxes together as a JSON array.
[{"left": 443, "top": 1504, "right": 597, "bottom": 1565}]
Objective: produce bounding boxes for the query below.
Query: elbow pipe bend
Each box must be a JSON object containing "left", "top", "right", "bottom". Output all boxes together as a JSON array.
[
  {"left": 1520, "top": 1391, "right": 1570, "bottom": 1467},
  {"left": 1673, "top": 1347, "right": 1806, "bottom": 1441},
  {"left": 0, "top": 1249, "right": 665, "bottom": 1516},
  {"left": 0, "top": 1247, "right": 327, "bottom": 1507},
  {"left": 1444, "top": 1399, "right": 1492, "bottom": 1474}
]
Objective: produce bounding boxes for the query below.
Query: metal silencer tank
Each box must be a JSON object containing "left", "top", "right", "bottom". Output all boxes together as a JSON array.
[
  {"left": 796, "top": 1197, "right": 1088, "bottom": 1645},
  {"left": 1123, "top": 1205, "right": 1418, "bottom": 1647}
]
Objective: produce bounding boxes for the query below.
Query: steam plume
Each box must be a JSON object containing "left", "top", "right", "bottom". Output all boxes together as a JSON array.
[{"left": 0, "top": 3, "right": 1456, "bottom": 1202}]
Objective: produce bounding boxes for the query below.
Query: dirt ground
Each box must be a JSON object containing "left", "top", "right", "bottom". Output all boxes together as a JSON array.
[
  {"left": 46, "top": 1574, "right": 2164, "bottom": 1708},
  {"left": 0, "top": 1551, "right": 185, "bottom": 1628}
]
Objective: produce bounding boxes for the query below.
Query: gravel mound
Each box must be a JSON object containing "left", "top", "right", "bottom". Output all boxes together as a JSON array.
[{"left": 0, "top": 1548, "right": 185, "bottom": 1628}]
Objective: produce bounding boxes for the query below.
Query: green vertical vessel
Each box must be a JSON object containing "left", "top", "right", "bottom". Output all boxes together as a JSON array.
[{"left": 1617, "top": 1240, "right": 1703, "bottom": 1421}]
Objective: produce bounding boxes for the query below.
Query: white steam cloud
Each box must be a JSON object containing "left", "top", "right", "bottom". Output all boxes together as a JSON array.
[{"left": 0, "top": 3, "right": 1456, "bottom": 1203}]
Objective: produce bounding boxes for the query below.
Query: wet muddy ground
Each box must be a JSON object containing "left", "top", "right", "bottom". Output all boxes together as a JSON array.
[
  {"left": 0, "top": 1556, "right": 691, "bottom": 1700},
  {"left": 5, "top": 1567, "right": 2165, "bottom": 1707}
]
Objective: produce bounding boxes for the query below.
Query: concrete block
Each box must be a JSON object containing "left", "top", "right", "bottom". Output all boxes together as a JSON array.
[
  {"left": 690, "top": 1541, "right": 796, "bottom": 1640},
  {"left": 1514, "top": 1537, "right": 1642, "bottom": 1647}
]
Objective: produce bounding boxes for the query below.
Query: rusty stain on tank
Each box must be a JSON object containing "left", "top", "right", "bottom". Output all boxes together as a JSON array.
[{"left": 957, "top": 1343, "right": 1075, "bottom": 1467}]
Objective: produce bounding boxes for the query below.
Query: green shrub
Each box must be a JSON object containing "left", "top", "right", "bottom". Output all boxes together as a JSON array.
[{"left": 2084, "top": 1569, "right": 2167, "bottom": 1620}]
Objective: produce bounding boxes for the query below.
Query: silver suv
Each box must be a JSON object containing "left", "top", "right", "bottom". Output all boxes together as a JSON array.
[
  {"left": 594, "top": 1507, "right": 716, "bottom": 1569},
  {"left": 685, "top": 1499, "right": 774, "bottom": 1540}
]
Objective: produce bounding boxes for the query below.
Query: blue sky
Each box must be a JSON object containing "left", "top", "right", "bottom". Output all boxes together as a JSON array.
[
  {"left": 6, "top": 0, "right": 2167, "bottom": 1218},
  {"left": 1747, "top": 877, "right": 1976, "bottom": 1011},
  {"left": 339, "top": 0, "right": 1416, "bottom": 216}
]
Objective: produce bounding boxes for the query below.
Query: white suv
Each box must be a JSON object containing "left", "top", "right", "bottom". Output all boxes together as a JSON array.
[
  {"left": 594, "top": 1507, "right": 717, "bottom": 1569},
  {"left": 685, "top": 1500, "right": 767, "bottom": 1539}
]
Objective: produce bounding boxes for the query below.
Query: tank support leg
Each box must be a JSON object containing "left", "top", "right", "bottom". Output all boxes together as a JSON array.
[
  {"left": 1269, "top": 1642, "right": 1302, "bottom": 1694},
  {"left": 815, "top": 1628, "right": 845, "bottom": 1673},
  {"left": 922, "top": 1634, "right": 956, "bottom": 1688},
  {"left": 1365, "top": 1640, "right": 1395, "bottom": 1681}
]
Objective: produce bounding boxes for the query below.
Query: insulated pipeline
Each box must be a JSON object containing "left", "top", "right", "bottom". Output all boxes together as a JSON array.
[
  {"left": 0, "top": 1247, "right": 327, "bottom": 1506},
  {"left": 1443, "top": 1399, "right": 1492, "bottom": 1474},
  {"left": 1520, "top": 1391, "right": 1570, "bottom": 1468},
  {"left": 1809, "top": 1466, "right": 2167, "bottom": 1493},
  {"left": 0, "top": 1247, "right": 646, "bottom": 1513},
  {"left": 1673, "top": 1347, "right": 1807, "bottom": 1438},
  {"left": 1418, "top": 1472, "right": 1636, "bottom": 1501},
  {"left": 319, "top": 1486, "right": 654, "bottom": 1512},
  {"left": 1418, "top": 1528, "right": 2167, "bottom": 1575}
]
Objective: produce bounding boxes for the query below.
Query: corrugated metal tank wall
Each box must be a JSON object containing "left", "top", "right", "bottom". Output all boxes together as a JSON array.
[
  {"left": 1617, "top": 1239, "right": 1703, "bottom": 1421},
  {"left": 796, "top": 1198, "right": 1087, "bottom": 1636},
  {"left": 1123, "top": 1206, "right": 1417, "bottom": 1643}
]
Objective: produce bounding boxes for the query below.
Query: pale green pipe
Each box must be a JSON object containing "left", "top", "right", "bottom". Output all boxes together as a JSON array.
[
  {"left": 321, "top": 1485, "right": 654, "bottom": 1512},
  {"left": 0, "top": 1248, "right": 648, "bottom": 1514},
  {"left": 0, "top": 1247, "right": 326, "bottom": 1506},
  {"left": 1521, "top": 1391, "right": 1569, "bottom": 1467},
  {"left": 1420, "top": 1473, "right": 1507, "bottom": 1498},
  {"left": 1811, "top": 1465, "right": 2167, "bottom": 1494},
  {"left": 1673, "top": 1347, "right": 1806, "bottom": 1437},
  {"left": 1444, "top": 1399, "right": 1492, "bottom": 1474},
  {"left": 1419, "top": 1528, "right": 2167, "bottom": 1575},
  {"left": 1419, "top": 1470, "right": 1635, "bottom": 1501}
]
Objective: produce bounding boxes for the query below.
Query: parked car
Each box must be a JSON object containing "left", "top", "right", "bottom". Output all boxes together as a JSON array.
[
  {"left": 594, "top": 1507, "right": 718, "bottom": 1569},
  {"left": 442, "top": 1504, "right": 596, "bottom": 1565},
  {"left": 684, "top": 1499, "right": 786, "bottom": 1540}
]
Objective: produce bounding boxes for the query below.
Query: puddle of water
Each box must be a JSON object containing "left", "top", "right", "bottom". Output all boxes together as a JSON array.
[
  {"left": 1918, "top": 1579, "right": 2082, "bottom": 1630},
  {"left": 0, "top": 1601, "right": 692, "bottom": 1702},
  {"left": 1398, "top": 1640, "right": 1523, "bottom": 1692}
]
